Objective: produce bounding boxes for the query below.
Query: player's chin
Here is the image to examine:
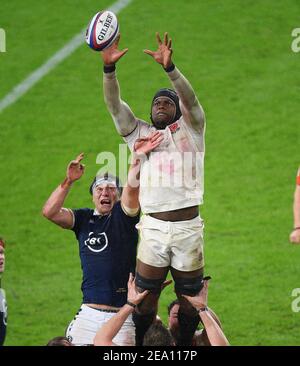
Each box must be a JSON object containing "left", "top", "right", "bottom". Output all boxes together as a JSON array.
[
  {"left": 152, "top": 118, "right": 172, "bottom": 130},
  {"left": 99, "top": 203, "right": 114, "bottom": 214}
]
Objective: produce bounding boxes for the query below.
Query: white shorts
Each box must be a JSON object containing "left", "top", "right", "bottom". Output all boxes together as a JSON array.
[
  {"left": 136, "top": 214, "right": 204, "bottom": 272},
  {"left": 66, "top": 304, "right": 135, "bottom": 346}
]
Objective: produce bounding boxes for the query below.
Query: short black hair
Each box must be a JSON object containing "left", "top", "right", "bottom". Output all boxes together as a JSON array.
[{"left": 46, "top": 336, "right": 73, "bottom": 346}]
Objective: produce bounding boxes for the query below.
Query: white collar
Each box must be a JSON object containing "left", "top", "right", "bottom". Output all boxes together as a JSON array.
[{"left": 93, "top": 209, "right": 111, "bottom": 218}]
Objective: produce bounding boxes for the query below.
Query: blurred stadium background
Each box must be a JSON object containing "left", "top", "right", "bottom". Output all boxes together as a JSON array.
[{"left": 0, "top": 0, "right": 299, "bottom": 345}]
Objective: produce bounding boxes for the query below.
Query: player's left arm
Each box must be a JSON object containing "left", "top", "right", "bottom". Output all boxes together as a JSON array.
[
  {"left": 144, "top": 32, "right": 205, "bottom": 132},
  {"left": 121, "top": 132, "right": 163, "bottom": 216},
  {"left": 168, "top": 66, "right": 205, "bottom": 132}
]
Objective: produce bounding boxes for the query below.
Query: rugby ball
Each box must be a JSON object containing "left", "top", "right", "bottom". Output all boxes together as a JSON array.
[{"left": 86, "top": 10, "right": 119, "bottom": 51}]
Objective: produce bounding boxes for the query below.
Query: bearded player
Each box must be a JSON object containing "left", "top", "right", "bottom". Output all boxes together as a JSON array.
[{"left": 100, "top": 32, "right": 206, "bottom": 346}]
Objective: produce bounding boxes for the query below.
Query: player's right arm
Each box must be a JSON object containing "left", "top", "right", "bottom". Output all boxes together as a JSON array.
[
  {"left": 183, "top": 280, "right": 230, "bottom": 346},
  {"left": 42, "top": 153, "right": 85, "bottom": 229},
  {"left": 101, "top": 35, "right": 138, "bottom": 137}
]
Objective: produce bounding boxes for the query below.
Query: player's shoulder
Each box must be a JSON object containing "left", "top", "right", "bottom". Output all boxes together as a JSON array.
[
  {"left": 72, "top": 207, "right": 94, "bottom": 216},
  {"left": 136, "top": 119, "right": 152, "bottom": 133},
  {"left": 71, "top": 208, "right": 94, "bottom": 227}
]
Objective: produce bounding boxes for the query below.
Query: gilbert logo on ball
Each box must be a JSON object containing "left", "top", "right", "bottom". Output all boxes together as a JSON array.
[{"left": 86, "top": 10, "right": 119, "bottom": 51}]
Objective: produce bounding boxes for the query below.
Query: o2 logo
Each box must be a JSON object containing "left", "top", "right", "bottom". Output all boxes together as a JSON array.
[
  {"left": 84, "top": 232, "right": 108, "bottom": 253},
  {"left": 291, "top": 28, "right": 300, "bottom": 53},
  {"left": 291, "top": 288, "right": 300, "bottom": 312}
]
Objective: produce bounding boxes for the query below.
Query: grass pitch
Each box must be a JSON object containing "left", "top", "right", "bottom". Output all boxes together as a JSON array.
[{"left": 0, "top": 0, "right": 300, "bottom": 345}]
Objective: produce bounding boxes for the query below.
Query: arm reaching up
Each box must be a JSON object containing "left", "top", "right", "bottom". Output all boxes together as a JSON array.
[
  {"left": 42, "top": 153, "right": 85, "bottom": 229},
  {"left": 144, "top": 32, "right": 205, "bottom": 132},
  {"left": 121, "top": 131, "right": 163, "bottom": 216},
  {"left": 101, "top": 34, "right": 138, "bottom": 137},
  {"left": 93, "top": 274, "right": 149, "bottom": 346},
  {"left": 183, "top": 280, "right": 230, "bottom": 346}
]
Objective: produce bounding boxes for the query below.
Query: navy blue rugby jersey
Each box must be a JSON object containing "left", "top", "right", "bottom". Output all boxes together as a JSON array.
[{"left": 71, "top": 201, "right": 139, "bottom": 307}]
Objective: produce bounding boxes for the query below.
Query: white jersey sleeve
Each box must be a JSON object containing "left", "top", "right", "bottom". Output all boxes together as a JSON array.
[
  {"left": 103, "top": 71, "right": 138, "bottom": 137},
  {"left": 167, "top": 66, "right": 205, "bottom": 133},
  {"left": 123, "top": 119, "right": 153, "bottom": 151}
]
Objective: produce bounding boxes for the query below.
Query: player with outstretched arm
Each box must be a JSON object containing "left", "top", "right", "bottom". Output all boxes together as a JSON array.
[{"left": 101, "top": 32, "right": 207, "bottom": 345}]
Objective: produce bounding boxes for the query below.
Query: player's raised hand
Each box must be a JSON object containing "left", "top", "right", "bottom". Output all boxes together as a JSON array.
[
  {"left": 182, "top": 277, "right": 211, "bottom": 311},
  {"left": 144, "top": 32, "right": 173, "bottom": 69},
  {"left": 134, "top": 131, "right": 163, "bottom": 155},
  {"left": 66, "top": 153, "right": 85, "bottom": 183},
  {"left": 127, "top": 273, "right": 149, "bottom": 305},
  {"left": 101, "top": 34, "right": 128, "bottom": 65},
  {"left": 290, "top": 229, "right": 300, "bottom": 244}
]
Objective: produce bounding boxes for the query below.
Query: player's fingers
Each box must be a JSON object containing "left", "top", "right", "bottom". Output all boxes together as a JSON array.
[
  {"left": 168, "top": 38, "right": 172, "bottom": 49},
  {"left": 152, "top": 137, "right": 164, "bottom": 148},
  {"left": 68, "top": 161, "right": 79, "bottom": 169},
  {"left": 140, "top": 290, "right": 150, "bottom": 298},
  {"left": 152, "top": 134, "right": 164, "bottom": 143},
  {"left": 114, "top": 33, "right": 121, "bottom": 47},
  {"left": 148, "top": 131, "right": 157, "bottom": 138},
  {"left": 202, "top": 279, "right": 210, "bottom": 291},
  {"left": 161, "top": 280, "right": 172, "bottom": 289},
  {"left": 150, "top": 131, "right": 163, "bottom": 141},
  {"left": 156, "top": 32, "right": 162, "bottom": 44},
  {"left": 143, "top": 49, "right": 155, "bottom": 57},
  {"left": 151, "top": 130, "right": 162, "bottom": 137},
  {"left": 182, "top": 295, "right": 191, "bottom": 302},
  {"left": 151, "top": 142, "right": 160, "bottom": 150},
  {"left": 75, "top": 153, "right": 84, "bottom": 163},
  {"left": 129, "top": 272, "right": 134, "bottom": 283},
  {"left": 119, "top": 48, "right": 129, "bottom": 58},
  {"left": 164, "top": 32, "right": 168, "bottom": 45}
]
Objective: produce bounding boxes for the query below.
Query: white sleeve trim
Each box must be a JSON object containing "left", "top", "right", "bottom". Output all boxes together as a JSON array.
[{"left": 120, "top": 202, "right": 140, "bottom": 217}]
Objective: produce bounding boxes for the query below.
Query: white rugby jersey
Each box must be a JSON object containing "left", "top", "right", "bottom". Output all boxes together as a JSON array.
[
  {"left": 103, "top": 66, "right": 205, "bottom": 214},
  {"left": 124, "top": 118, "right": 204, "bottom": 213}
]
